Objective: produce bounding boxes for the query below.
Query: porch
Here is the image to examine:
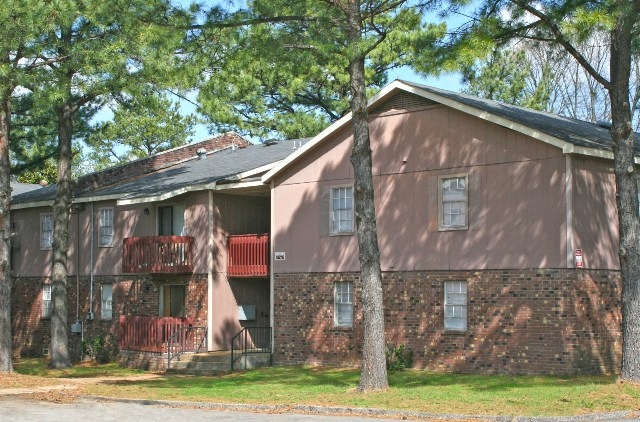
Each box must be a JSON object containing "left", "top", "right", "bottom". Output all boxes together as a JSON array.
[
  {"left": 122, "top": 236, "right": 194, "bottom": 274},
  {"left": 118, "top": 315, "right": 205, "bottom": 354}
]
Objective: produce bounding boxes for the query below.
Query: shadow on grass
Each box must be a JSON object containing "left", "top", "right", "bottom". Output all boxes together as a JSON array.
[{"left": 91, "top": 366, "right": 618, "bottom": 393}]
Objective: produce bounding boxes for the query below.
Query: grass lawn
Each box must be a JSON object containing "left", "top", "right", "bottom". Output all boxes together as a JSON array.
[{"left": 8, "top": 359, "right": 640, "bottom": 417}]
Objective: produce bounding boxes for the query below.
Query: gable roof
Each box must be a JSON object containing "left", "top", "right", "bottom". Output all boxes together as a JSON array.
[
  {"left": 12, "top": 139, "right": 308, "bottom": 209},
  {"left": 263, "top": 79, "right": 639, "bottom": 183},
  {"left": 10, "top": 182, "right": 42, "bottom": 197}
]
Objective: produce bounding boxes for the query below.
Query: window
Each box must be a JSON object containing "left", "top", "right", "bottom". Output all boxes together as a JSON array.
[
  {"left": 42, "top": 285, "right": 52, "bottom": 318},
  {"left": 439, "top": 175, "right": 468, "bottom": 230},
  {"left": 40, "top": 213, "right": 53, "bottom": 249},
  {"left": 444, "top": 281, "right": 467, "bottom": 331},
  {"left": 334, "top": 281, "right": 353, "bottom": 327},
  {"left": 331, "top": 186, "right": 354, "bottom": 234},
  {"left": 98, "top": 208, "right": 114, "bottom": 247},
  {"left": 101, "top": 284, "right": 113, "bottom": 320}
]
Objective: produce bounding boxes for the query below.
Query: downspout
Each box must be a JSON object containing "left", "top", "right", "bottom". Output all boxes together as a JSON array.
[
  {"left": 89, "top": 202, "right": 94, "bottom": 320},
  {"left": 565, "top": 154, "right": 574, "bottom": 268},
  {"left": 207, "top": 189, "right": 214, "bottom": 351},
  {"left": 269, "top": 180, "right": 275, "bottom": 350},
  {"left": 76, "top": 206, "right": 80, "bottom": 322}
]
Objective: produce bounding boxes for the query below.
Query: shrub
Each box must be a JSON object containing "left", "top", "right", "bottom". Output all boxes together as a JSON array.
[
  {"left": 386, "top": 343, "right": 413, "bottom": 370},
  {"left": 81, "top": 336, "right": 109, "bottom": 363}
]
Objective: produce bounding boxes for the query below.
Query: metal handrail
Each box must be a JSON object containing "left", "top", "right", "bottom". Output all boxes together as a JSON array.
[
  {"left": 230, "top": 326, "right": 272, "bottom": 371},
  {"left": 166, "top": 325, "right": 207, "bottom": 369}
]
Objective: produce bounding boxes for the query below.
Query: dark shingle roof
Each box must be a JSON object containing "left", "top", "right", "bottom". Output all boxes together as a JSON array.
[
  {"left": 10, "top": 182, "right": 42, "bottom": 197},
  {"left": 401, "top": 80, "right": 640, "bottom": 154},
  {"left": 12, "top": 139, "right": 308, "bottom": 205}
]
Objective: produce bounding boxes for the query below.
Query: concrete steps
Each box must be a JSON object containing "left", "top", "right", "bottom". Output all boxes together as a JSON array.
[{"left": 166, "top": 351, "right": 271, "bottom": 375}]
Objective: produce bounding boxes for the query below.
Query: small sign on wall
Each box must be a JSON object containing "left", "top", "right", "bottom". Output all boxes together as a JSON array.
[
  {"left": 575, "top": 249, "right": 584, "bottom": 268},
  {"left": 275, "top": 252, "right": 286, "bottom": 261}
]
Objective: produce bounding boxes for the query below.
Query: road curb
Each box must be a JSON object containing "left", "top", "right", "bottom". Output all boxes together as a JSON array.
[{"left": 80, "top": 395, "right": 638, "bottom": 421}]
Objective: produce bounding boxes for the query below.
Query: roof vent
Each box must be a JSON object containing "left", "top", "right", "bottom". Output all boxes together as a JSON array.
[
  {"left": 231, "top": 144, "right": 238, "bottom": 152},
  {"left": 196, "top": 148, "right": 207, "bottom": 159},
  {"left": 597, "top": 120, "right": 612, "bottom": 129},
  {"left": 264, "top": 139, "right": 278, "bottom": 147}
]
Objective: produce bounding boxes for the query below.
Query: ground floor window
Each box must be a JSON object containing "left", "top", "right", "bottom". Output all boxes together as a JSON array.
[
  {"left": 101, "top": 284, "right": 113, "bottom": 320},
  {"left": 160, "top": 285, "right": 186, "bottom": 318},
  {"left": 334, "top": 281, "right": 353, "bottom": 327},
  {"left": 42, "top": 284, "right": 52, "bottom": 318},
  {"left": 444, "top": 281, "right": 467, "bottom": 331}
]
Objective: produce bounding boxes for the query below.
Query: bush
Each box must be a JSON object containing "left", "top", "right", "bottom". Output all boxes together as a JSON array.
[
  {"left": 386, "top": 344, "right": 413, "bottom": 371},
  {"left": 81, "top": 336, "right": 109, "bottom": 363}
]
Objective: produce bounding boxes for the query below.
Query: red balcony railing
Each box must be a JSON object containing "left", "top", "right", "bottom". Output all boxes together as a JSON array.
[
  {"left": 227, "top": 233, "right": 269, "bottom": 278},
  {"left": 123, "top": 236, "right": 194, "bottom": 274},
  {"left": 119, "top": 315, "right": 194, "bottom": 352}
]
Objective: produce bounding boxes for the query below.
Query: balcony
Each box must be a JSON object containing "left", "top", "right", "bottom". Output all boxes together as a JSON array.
[
  {"left": 123, "top": 236, "right": 194, "bottom": 274},
  {"left": 227, "top": 233, "right": 269, "bottom": 278}
]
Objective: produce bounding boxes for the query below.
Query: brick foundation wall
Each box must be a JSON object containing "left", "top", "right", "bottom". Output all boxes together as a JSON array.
[
  {"left": 12, "top": 273, "right": 208, "bottom": 361},
  {"left": 273, "top": 269, "right": 622, "bottom": 375}
]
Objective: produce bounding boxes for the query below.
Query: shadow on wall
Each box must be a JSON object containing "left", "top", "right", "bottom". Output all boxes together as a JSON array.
[{"left": 272, "top": 104, "right": 621, "bottom": 373}]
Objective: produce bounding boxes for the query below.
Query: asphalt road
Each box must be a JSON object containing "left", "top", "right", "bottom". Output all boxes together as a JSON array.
[{"left": 0, "top": 396, "right": 417, "bottom": 422}]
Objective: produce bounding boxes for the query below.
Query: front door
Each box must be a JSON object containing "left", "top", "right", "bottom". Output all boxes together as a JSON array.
[{"left": 160, "top": 285, "right": 186, "bottom": 317}]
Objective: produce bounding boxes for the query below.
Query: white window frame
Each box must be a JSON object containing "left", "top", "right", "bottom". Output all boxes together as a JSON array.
[
  {"left": 42, "top": 284, "right": 52, "bottom": 318},
  {"left": 330, "top": 185, "right": 354, "bottom": 235},
  {"left": 40, "top": 213, "right": 53, "bottom": 250},
  {"left": 444, "top": 281, "right": 467, "bottom": 331},
  {"left": 101, "top": 284, "right": 113, "bottom": 320},
  {"left": 438, "top": 174, "right": 469, "bottom": 231},
  {"left": 98, "top": 207, "right": 114, "bottom": 247},
  {"left": 334, "top": 281, "right": 353, "bottom": 327}
]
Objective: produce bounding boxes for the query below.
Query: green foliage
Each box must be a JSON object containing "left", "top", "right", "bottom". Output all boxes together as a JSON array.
[
  {"left": 86, "top": 91, "right": 198, "bottom": 170},
  {"left": 386, "top": 344, "right": 413, "bottom": 370},
  {"left": 192, "top": 0, "right": 447, "bottom": 140},
  {"left": 81, "top": 336, "right": 109, "bottom": 363},
  {"left": 461, "top": 48, "right": 552, "bottom": 111}
]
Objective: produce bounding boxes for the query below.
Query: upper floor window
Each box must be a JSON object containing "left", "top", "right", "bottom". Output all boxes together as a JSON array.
[
  {"left": 331, "top": 186, "right": 354, "bottom": 235},
  {"left": 439, "top": 175, "right": 468, "bottom": 230},
  {"left": 98, "top": 208, "right": 114, "bottom": 247},
  {"left": 40, "top": 213, "right": 53, "bottom": 249},
  {"left": 444, "top": 281, "right": 467, "bottom": 331},
  {"left": 334, "top": 281, "right": 353, "bottom": 327}
]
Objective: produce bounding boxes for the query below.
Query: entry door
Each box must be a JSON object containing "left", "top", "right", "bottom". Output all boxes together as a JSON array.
[
  {"left": 158, "top": 205, "right": 185, "bottom": 235},
  {"left": 161, "top": 285, "right": 186, "bottom": 317}
]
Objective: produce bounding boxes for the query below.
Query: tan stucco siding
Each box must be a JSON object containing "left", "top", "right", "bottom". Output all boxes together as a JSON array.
[
  {"left": 272, "top": 105, "right": 570, "bottom": 272},
  {"left": 571, "top": 156, "right": 620, "bottom": 269}
]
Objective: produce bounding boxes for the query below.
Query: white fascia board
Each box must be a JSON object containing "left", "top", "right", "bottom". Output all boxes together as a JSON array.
[
  {"left": 117, "top": 182, "right": 217, "bottom": 205},
  {"left": 214, "top": 180, "right": 265, "bottom": 191},
  {"left": 226, "top": 163, "right": 276, "bottom": 182},
  {"left": 262, "top": 81, "right": 406, "bottom": 184},
  {"left": 74, "top": 194, "right": 125, "bottom": 204},
  {"left": 11, "top": 200, "right": 53, "bottom": 210}
]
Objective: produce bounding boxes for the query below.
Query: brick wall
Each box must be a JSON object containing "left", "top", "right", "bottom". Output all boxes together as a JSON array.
[
  {"left": 76, "top": 132, "right": 250, "bottom": 192},
  {"left": 273, "top": 269, "right": 622, "bottom": 375},
  {"left": 12, "top": 273, "right": 208, "bottom": 360}
]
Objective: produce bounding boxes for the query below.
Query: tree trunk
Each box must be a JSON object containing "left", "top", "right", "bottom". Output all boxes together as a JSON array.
[
  {"left": 50, "top": 103, "right": 73, "bottom": 368},
  {"left": 0, "top": 94, "right": 13, "bottom": 373},
  {"left": 344, "top": 0, "right": 388, "bottom": 391},
  {"left": 611, "top": 0, "right": 640, "bottom": 382}
]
